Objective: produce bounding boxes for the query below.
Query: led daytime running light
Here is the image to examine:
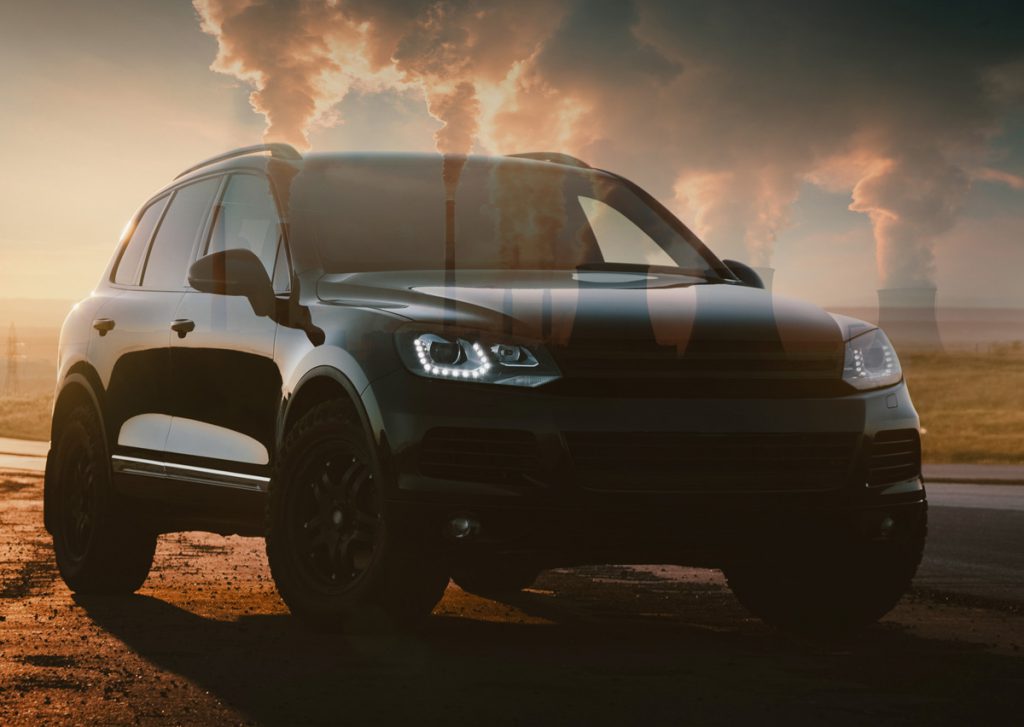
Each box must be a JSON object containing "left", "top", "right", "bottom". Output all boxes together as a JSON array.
[{"left": 414, "top": 336, "right": 492, "bottom": 379}]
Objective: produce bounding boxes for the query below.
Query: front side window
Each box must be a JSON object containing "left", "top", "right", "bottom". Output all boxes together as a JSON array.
[
  {"left": 207, "top": 173, "right": 284, "bottom": 281},
  {"left": 113, "top": 196, "right": 168, "bottom": 285},
  {"left": 142, "top": 177, "right": 221, "bottom": 290}
]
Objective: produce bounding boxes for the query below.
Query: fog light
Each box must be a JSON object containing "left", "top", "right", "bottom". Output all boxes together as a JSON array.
[
  {"left": 879, "top": 514, "right": 895, "bottom": 537},
  {"left": 446, "top": 515, "right": 481, "bottom": 540}
]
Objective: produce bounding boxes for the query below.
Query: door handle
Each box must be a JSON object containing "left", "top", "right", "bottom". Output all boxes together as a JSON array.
[
  {"left": 170, "top": 319, "right": 196, "bottom": 338},
  {"left": 92, "top": 318, "right": 115, "bottom": 336}
]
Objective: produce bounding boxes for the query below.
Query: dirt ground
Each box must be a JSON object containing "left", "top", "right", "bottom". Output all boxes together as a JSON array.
[{"left": 1, "top": 471, "right": 1022, "bottom": 726}]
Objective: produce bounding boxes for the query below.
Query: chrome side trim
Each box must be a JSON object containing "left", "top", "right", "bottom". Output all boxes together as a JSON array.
[{"left": 111, "top": 455, "right": 269, "bottom": 491}]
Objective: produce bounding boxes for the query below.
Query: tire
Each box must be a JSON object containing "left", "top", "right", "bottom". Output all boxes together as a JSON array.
[
  {"left": 452, "top": 559, "right": 542, "bottom": 598},
  {"left": 266, "top": 400, "right": 450, "bottom": 631},
  {"left": 723, "top": 514, "right": 926, "bottom": 637},
  {"left": 50, "top": 404, "right": 157, "bottom": 594}
]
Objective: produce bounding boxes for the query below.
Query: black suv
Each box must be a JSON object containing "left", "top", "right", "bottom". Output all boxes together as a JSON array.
[{"left": 46, "top": 145, "right": 926, "bottom": 634}]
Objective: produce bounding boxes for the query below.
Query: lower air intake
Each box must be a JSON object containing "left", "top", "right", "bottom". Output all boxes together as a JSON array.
[
  {"left": 419, "top": 427, "right": 542, "bottom": 486},
  {"left": 867, "top": 429, "right": 921, "bottom": 486},
  {"left": 564, "top": 431, "right": 859, "bottom": 492}
]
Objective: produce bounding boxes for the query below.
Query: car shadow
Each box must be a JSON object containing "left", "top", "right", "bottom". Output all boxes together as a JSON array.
[{"left": 73, "top": 584, "right": 1024, "bottom": 726}]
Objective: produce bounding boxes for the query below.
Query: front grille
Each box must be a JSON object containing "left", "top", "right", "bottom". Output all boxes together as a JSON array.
[
  {"left": 563, "top": 431, "right": 859, "bottom": 492},
  {"left": 867, "top": 429, "right": 921, "bottom": 486},
  {"left": 545, "top": 341, "right": 846, "bottom": 398},
  {"left": 552, "top": 347, "right": 841, "bottom": 377},
  {"left": 419, "top": 427, "right": 542, "bottom": 486}
]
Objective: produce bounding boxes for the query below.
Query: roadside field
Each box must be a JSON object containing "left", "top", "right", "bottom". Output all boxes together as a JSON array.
[
  {"left": 903, "top": 346, "right": 1024, "bottom": 464},
  {"left": 0, "top": 394, "right": 52, "bottom": 442}
]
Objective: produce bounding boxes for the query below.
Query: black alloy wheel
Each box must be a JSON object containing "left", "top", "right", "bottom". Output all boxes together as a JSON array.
[
  {"left": 291, "top": 445, "right": 382, "bottom": 591},
  {"left": 267, "top": 401, "right": 450, "bottom": 631}
]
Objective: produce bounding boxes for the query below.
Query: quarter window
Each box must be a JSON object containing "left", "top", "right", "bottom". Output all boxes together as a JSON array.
[
  {"left": 271, "top": 243, "right": 291, "bottom": 294},
  {"left": 113, "top": 196, "right": 168, "bottom": 285},
  {"left": 142, "top": 177, "right": 221, "bottom": 290}
]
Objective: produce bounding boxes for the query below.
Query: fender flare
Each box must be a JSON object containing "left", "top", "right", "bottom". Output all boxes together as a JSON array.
[{"left": 276, "top": 366, "right": 387, "bottom": 483}]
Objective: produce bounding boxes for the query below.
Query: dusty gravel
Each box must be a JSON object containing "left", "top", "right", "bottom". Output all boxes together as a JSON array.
[{"left": 1, "top": 471, "right": 1022, "bottom": 726}]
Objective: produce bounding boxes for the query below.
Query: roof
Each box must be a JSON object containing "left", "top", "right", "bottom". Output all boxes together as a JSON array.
[{"left": 171, "top": 145, "right": 593, "bottom": 188}]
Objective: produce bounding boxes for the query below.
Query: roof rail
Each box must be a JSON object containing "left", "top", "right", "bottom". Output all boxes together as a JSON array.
[
  {"left": 507, "top": 152, "right": 590, "bottom": 169},
  {"left": 175, "top": 143, "right": 303, "bottom": 179}
]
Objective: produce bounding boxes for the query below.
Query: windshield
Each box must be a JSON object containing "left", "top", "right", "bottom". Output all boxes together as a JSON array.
[{"left": 288, "top": 155, "right": 727, "bottom": 278}]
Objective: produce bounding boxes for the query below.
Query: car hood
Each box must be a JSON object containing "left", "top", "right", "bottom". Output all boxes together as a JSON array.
[{"left": 317, "top": 270, "right": 846, "bottom": 355}]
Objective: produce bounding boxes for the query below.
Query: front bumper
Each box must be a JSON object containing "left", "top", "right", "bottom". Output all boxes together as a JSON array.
[{"left": 362, "top": 371, "right": 925, "bottom": 562}]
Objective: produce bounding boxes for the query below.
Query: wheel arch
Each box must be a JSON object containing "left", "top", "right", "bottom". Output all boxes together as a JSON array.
[
  {"left": 278, "top": 367, "right": 373, "bottom": 455},
  {"left": 50, "top": 365, "right": 106, "bottom": 444},
  {"left": 277, "top": 366, "right": 398, "bottom": 495}
]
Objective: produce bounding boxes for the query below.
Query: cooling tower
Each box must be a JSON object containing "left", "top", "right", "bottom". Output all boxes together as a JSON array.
[{"left": 877, "top": 287, "right": 943, "bottom": 350}]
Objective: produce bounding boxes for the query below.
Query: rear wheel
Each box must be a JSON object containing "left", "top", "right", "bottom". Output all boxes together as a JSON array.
[
  {"left": 452, "top": 559, "right": 543, "bottom": 598},
  {"left": 266, "top": 401, "right": 449, "bottom": 631},
  {"left": 723, "top": 515, "right": 926, "bottom": 637},
  {"left": 51, "top": 404, "right": 156, "bottom": 594}
]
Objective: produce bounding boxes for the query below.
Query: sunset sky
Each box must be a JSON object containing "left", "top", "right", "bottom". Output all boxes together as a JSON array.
[{"left": 1, "top": 0, "right": 1022, "bottom": 310}]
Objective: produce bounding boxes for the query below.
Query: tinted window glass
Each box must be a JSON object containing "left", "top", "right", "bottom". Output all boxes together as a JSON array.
[
  {"left": 293, "top": 157, "right": 721, "bottom": 276},
  {"left": 207, "top": 174, "right": 282, "bottom": 277},
  {"left": 143, "top": 177, "right": 220, "bottom": 290},
  {"left": 113, "top": 196, "right": 168, "bottom": 285}
]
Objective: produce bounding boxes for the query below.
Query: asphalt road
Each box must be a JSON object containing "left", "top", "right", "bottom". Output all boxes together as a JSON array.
[
  {"left": 0, "top": 438, "right": 47, "bottom": 473},
  {"left": 917, "top": 483, "right": 1024, "bottom": 604}
]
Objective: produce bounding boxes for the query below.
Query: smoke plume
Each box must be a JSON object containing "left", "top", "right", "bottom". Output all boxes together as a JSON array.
[
  {"left": 193, "top": 0, "right": 1024, "bottom": 286},
  {"left": 195, "top": 0, "right": 561, "bottom": 153},
  {"left": 850, "top": 150, "right": 971, "bottom": 288}
]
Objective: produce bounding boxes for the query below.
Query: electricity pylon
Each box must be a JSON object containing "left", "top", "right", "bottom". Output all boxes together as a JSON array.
[{"left": 4, "top": 323, "right": 20, "bottom": 395}]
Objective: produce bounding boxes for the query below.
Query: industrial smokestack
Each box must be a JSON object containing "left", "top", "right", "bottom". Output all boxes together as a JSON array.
[{"left": 877, "top": 288, "right": 943, "bottom": 351}]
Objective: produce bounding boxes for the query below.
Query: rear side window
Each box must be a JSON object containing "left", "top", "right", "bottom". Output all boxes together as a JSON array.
[
  {"left": 113, "top": 196, "right": 168, "bottom": 285},
  {"left": 142, "top": 177, "right": 221, "bottom": 290},
  {"left": 206, "top": 174, "right": 283, "bottom": 279}
]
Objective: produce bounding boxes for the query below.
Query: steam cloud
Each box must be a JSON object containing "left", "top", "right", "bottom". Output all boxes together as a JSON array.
[
  {"left": 850, "top": 151, "right": 971, "bottom": 288},
  {"left": 194, "top": 0, "right": 1024, "bottom": 288}
]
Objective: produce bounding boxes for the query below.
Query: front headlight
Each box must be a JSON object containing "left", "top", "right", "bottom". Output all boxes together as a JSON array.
[
  {"left": 396, "top": 329, "right": 561, "bottom": 387},
  {"left": 842, "top": 328, "right": 902, "bottom": 390}
]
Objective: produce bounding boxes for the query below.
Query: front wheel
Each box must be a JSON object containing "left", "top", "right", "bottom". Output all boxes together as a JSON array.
[
  {"left": 266, "top": 401, "right": 450, "bottom": 631},
  {"left": 723, "top": 513, "right": 926, "bottom": 637}
]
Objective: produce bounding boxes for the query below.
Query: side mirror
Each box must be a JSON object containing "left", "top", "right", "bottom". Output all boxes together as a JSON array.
[
  {"left": 188, "top": 249, "right": 275, "bottom": 317},
  {"left": 722, "top": 259, "right": 765, "bottom": 289}
]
